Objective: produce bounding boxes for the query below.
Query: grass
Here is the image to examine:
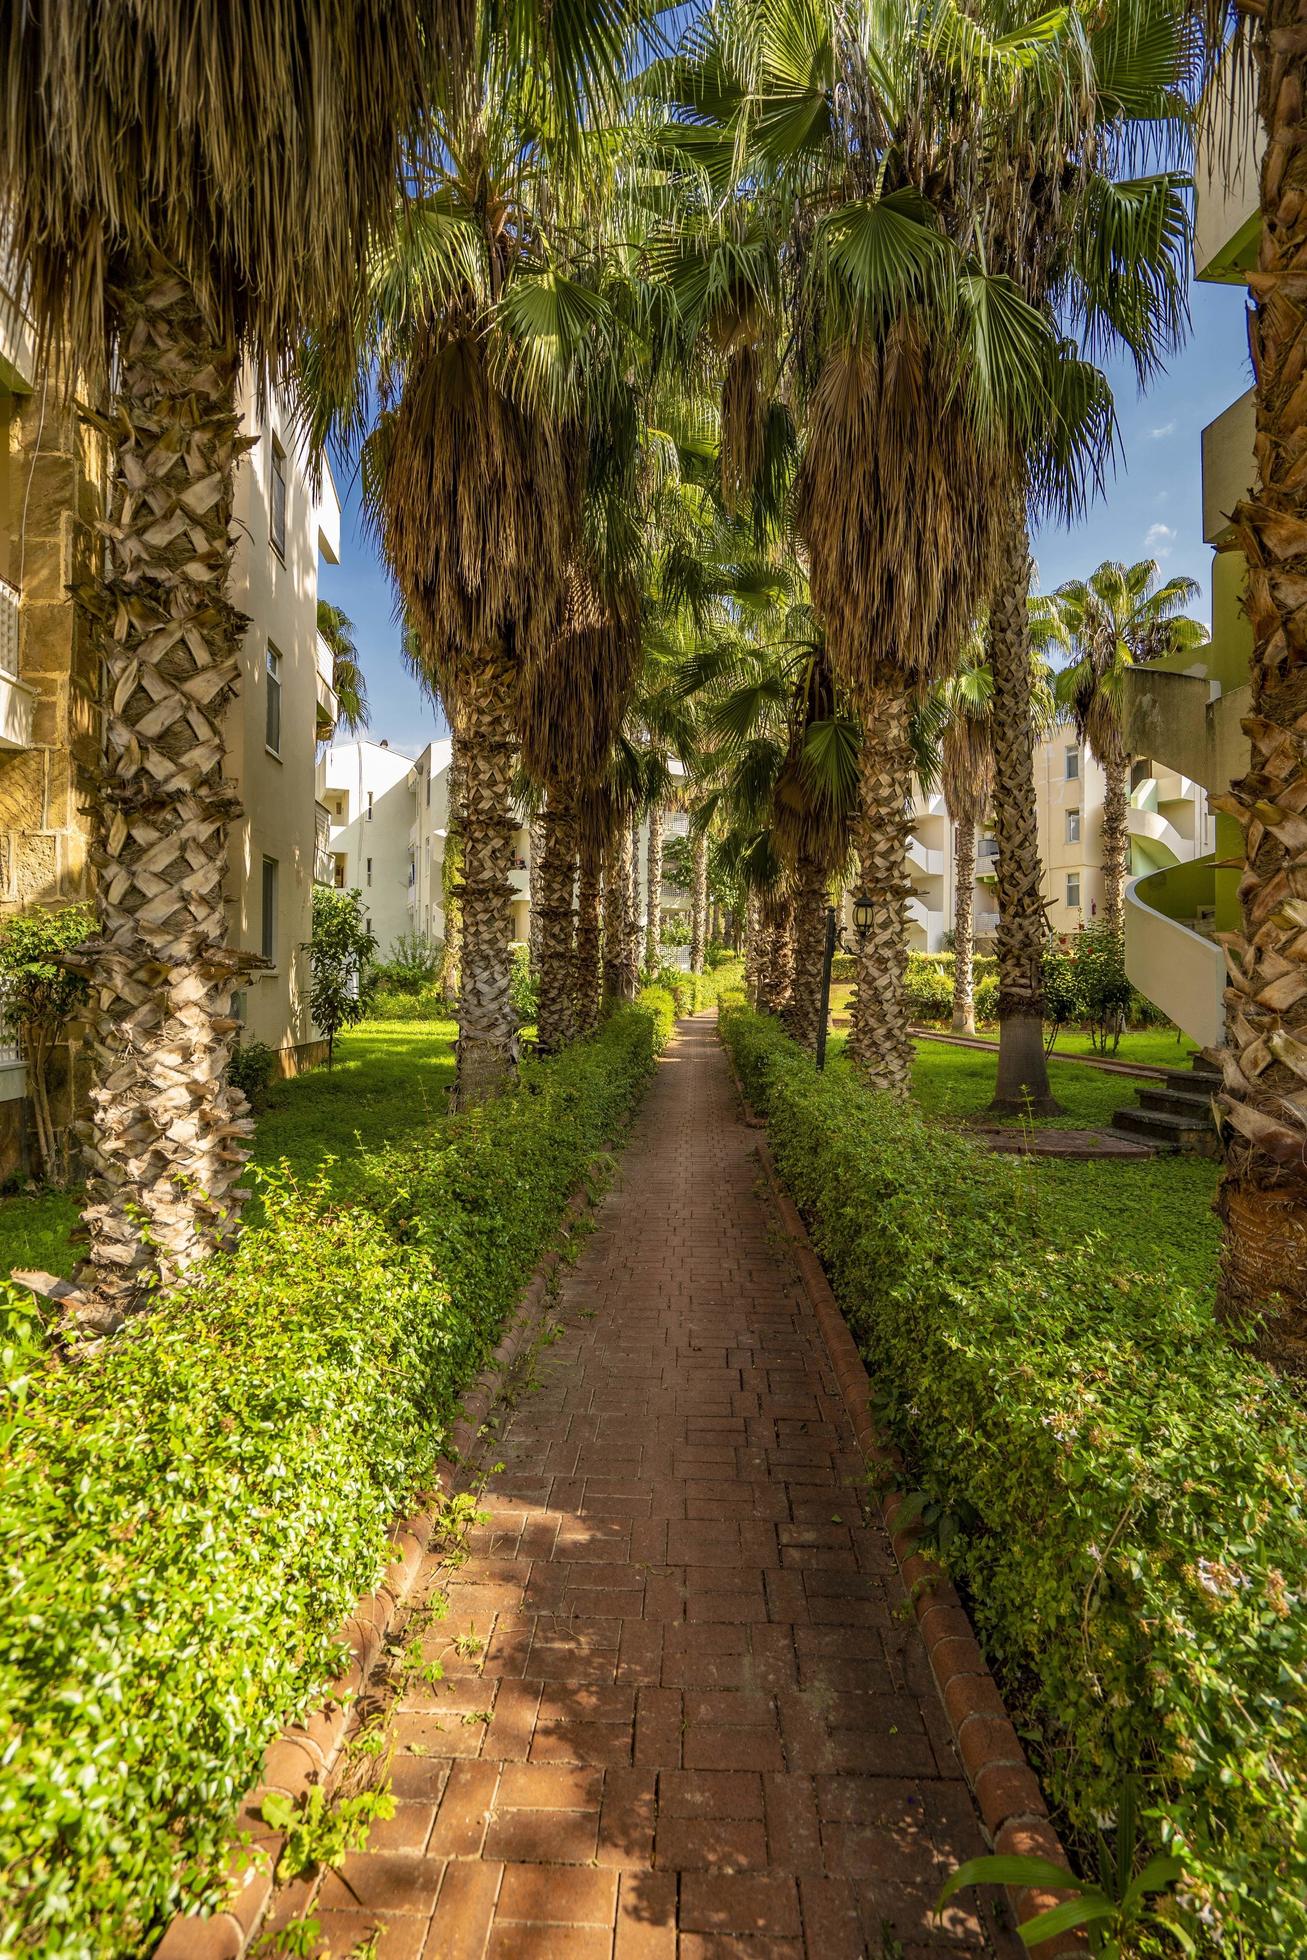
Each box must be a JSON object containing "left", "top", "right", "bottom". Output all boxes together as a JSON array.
[
  {"left": 0, "top": 1017, "right": 457, "bottom": 1285},
  {"left": 823, "top": 1031, "right": 1221, "bottom": 1301}
]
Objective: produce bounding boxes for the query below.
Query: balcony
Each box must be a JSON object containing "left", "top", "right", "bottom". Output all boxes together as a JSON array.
[
  {"left": 976, "top": 836, "right": 1000, "bottom": 881},
  {"left": 0, "top": 580, "right": 35, "bottom": 749},
  {"left": 315, "top": 632, "right": 338, "bottom": 740},
  {"left": 1202, "top": 391, "right": 1255, "bottom": 545},
  {"left": 1194, "top": 58, "right": 1263, "bottom": 283},
  {"left": 907, "top": 834, "right": 944, "bottom": 879},
  {"left": 312, "top": 802, "right": 334, "bottom": 886}
]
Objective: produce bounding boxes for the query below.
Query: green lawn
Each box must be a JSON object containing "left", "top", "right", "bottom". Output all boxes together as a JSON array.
[
  {"left": 0, "top": 1017, "right": 456, "bottom": 1285},
  {"left": 823, "top": 1032, "right": 1221, "bottom": 1301}
]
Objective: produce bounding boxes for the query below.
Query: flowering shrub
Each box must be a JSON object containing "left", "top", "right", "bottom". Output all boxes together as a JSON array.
[
  {"left": 720, "top": 1004, "right": 1307, "bottom": 1957},
  {"left": 0, "top": 995, "right": 672, "bottom": 1957}
]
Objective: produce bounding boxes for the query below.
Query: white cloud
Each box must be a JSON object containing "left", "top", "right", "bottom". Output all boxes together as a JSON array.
[
  {"left": 1144, "top": 522, "right": 1176, "bottom": 559},
  {"left": 1148, "top": 420, "right": 1176, "bottom": 439}
]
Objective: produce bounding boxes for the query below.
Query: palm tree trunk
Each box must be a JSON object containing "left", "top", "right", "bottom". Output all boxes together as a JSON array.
[
  {"left": 761, "top": 890, "right": 796, "bottom": 1015},
  {"left": 1214, "top": 3, "right": 1307, "bottom": 1372},
  {"left": 951, "top": 817, "right": 977, "bottom": 1036},
  {"left": 628, "top": 814, "right": 643, "bottom": 981},
  {"left": 535, "top": 793, "right": 576, "bottom": 1055},
  {"left": 645, "top": 803, "right": 663, "bottom": 973},
  {"left": 75, "top": 259, "right": 253, "bottom": 1312},
  {"left": 783, "top": 858, "right": 827, "bottom": 1052},
  {"left": 441, "top": 723, "right": 465, "bottom": 1007},
  {"left": 690, "top": 833, "right": 708, "bottom": 975},
  {"left": 848, "top": 675, "right": 914, "bottom": 1095},
  {"left": 1100, "top": 749, "right": 1129, "bottom": 936},
  {"left": 744, "top": 890, "right": 763, "bottom": 1007},
  {"left": 527, "top": 814, "right": 545, "bottom": 976},
  {"left": 603, "top": 824, "right": 636, "bottom": 1005},
  {"left": 573, "top": 834, "right": 603, "bottom": 1035},
  {"left": 988, "top": 500, "right": 1062, "bottom": 1116},
  {"left": 450, "top": 645, "right": 519, "bottom": 1108}
]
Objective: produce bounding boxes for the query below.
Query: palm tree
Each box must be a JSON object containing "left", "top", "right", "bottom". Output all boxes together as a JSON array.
[
  {"left": 317, "top": 600, "right": 370, "bottom": 735},
  {"left": 0, "top": 0, "right": 450, "bottom": 1315},
  {"left": 1181, "top": 6, "right": 1307, "bottom": 1363},
  {"left": 654, "top": 1, "right": 1134, "bottom": 1099},
  {"left": 1044, "top": 560, "right": 1208, "bottom": 931},
  {"left": 344, "top": 2, "right": 649, "bottom": 1107}
]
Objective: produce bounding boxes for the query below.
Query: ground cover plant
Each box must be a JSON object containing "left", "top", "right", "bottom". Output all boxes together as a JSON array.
[
  {"left": 0, "top": 989, "right": 673, "bottom": 1958},
  {"left": 720, "top": 1004, "right": 1305, "bottom": 1955},
  {"left": 0, "top": 1017, "right": 461, "bottom": 1282}
]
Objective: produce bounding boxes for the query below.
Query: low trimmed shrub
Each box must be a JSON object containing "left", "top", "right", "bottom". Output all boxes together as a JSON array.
[
  {"left": 719, "top": 1004, "right": 1307, "bottom": 1957},
  {"left": 365, "top": 988, "right": 449, "bottom": 1023},
  {"left": 228, "top": 1037, "right": 277, "bottom": 1112},
  {"left": 904, "top": 958, "right": 953, "bottom": 1024},
  {"left": 0, "top": 996, "right": 673, "bottom": 1957}
]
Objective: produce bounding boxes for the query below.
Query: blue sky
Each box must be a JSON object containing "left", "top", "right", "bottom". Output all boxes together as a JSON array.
[{"left": 320, "top": 273, "right": 1253, "bottom": 755}]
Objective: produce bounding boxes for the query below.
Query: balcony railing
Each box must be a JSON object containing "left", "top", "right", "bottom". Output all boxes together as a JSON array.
[{"left": 0, "top": 576, "right": 17, "bottom": 675}]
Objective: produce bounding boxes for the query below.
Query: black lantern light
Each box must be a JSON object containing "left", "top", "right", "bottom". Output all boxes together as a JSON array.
[{"left": 851, "top": 891, "right": 875, "bottom": 942}]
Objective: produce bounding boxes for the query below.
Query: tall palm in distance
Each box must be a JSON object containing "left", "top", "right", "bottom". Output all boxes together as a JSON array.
[
  {"left": 0, "top": 0, "right": 451, "bottom": 1316},
  {"left": 651, "top": 0, "right": 1156, "bottom": 1103},
  {"left": 1043, "top": 560, "right": 1208, "bottom": 933},
  {"left": 334, "top": 0, "right": 653, "bottom": 1106}
]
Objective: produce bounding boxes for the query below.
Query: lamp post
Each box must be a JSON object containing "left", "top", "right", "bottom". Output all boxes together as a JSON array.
[{"left": 816, "top": 891, "right": 873, "bottom": 1071}]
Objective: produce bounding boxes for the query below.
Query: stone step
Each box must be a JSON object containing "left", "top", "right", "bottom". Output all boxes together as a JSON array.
[
  {"left": 1109, "top": 1105, "right": 1217, "bottom": 1154},
  {"left": 1136, "top": 1085, "right": 1217, "bottom": 1120},
  {"left": 1152, "top": 1065, "right": 1220, "bottom": 1098}
]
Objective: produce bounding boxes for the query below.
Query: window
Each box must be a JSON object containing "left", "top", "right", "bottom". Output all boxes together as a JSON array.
[
  {"left": 425, "top": 770, "right": 431, "bottom": 808},
  {"left": 261, "top": 857, "right": 278, "bottom": 963},
  {"left": 366, "top": 856, "right": 373, "bottom": 888},
  {"left": 366, "top": 790, "right": 374, "bottom": 821},
  {"left": 1066, "top": 872, "right": 1081, "bottom": 911},
  {"left": 270, "top": 440, "right": 287, "bottom": 559},
  {"left": 1066, "top": 809, "right": 1080, "bottom": 844},
  {"left": 265, "top": 644, "right": 282, "bottom": 755},
  {"left": 1065, "top": 746, "right": 1080, "bottom": 781},
  {"left": 333, "top": 856, "right": 346, "bottom": 889}
]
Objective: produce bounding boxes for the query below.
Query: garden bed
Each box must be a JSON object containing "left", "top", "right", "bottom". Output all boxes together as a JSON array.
[
  {"left": 720, "top": 1003, "right": 1307, "bottom": 1956},
  {"left": 0, "top": 991, "right": 674, "bottom": 1958}
]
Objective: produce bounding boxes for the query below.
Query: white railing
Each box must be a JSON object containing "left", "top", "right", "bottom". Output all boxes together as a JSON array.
[{"left": 0, "top": 576, "right": 18, "bottom": 676}]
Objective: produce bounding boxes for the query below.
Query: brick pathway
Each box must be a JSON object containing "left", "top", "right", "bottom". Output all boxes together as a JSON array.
[{"left": 272, "top": 1016, "right": 1016, "bottom": 1959}]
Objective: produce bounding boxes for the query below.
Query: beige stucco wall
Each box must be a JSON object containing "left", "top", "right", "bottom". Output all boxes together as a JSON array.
[{"left": 226, "top": 381, "right": 340, "bottom": 1055}]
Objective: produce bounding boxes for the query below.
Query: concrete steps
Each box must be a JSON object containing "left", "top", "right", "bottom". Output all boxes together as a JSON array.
[{"left": 1109, "top": 1054, "right": 1220, "bottom": 1156}]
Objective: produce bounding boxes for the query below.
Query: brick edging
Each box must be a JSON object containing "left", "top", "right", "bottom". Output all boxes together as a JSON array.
[
  {"left": 720, "top": 1037, "right": 1087, "bottom": 1960},
  {"left": 155, "top": 1176, "right": 602, "bottom": 1960}
]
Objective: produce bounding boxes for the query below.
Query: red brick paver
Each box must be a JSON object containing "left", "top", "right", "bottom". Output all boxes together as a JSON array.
[{"left": 282, "top": 1017, "right": 1017, "bottom": 1957}]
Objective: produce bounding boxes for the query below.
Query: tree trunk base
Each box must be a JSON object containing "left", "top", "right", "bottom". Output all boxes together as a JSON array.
[
  {"left": 1216, "top": 1179, "right": 1307, "bottom": 1378},
  {"left": 451, "top": 1030, "right": 519, "bottom": 1111},
  {"left": 989, "top": 1014, "right": 1065, "bottom": 1117}
]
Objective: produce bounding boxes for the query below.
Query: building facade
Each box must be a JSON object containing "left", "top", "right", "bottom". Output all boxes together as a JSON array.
[
  {"left": 322, "top": 738, "right": 418, "bottom": 957},
  {"left": 904, "top": 730, "right": 1210, "bottom": 955},
  {"left": 227, "top": 379, "right": 341, "bottom": 1065},
  {"left": 1121, "top": 65, "right": 1259, "bottom": 1048}
]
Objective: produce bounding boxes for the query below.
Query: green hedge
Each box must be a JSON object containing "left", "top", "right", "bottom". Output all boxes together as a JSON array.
[
  {"left": 720, "top": 1004, "right": 1307, "bottom": 1956},
  {"left": 365, "top": 987, "right": 449, "bottom": 1022},
  {"left": 649, "top": 957, "right": 744, "bottom": 1017},
  {"left": 0, "top": 992, "right": 673, "bottom": 1957}
]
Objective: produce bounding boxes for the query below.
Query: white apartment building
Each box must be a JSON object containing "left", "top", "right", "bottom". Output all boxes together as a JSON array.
[
  {"left": 408, "top": 738, "right": 534, "bottom": 945},
  {"left": 906, "top": 729, "right": 1211, "bottom": 952},
  {"left": 227, "top": 382, "right": 341, "bottom": 1063},
  {"left": 322, "top": 738, "right": 417, "bottom": 956}
]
